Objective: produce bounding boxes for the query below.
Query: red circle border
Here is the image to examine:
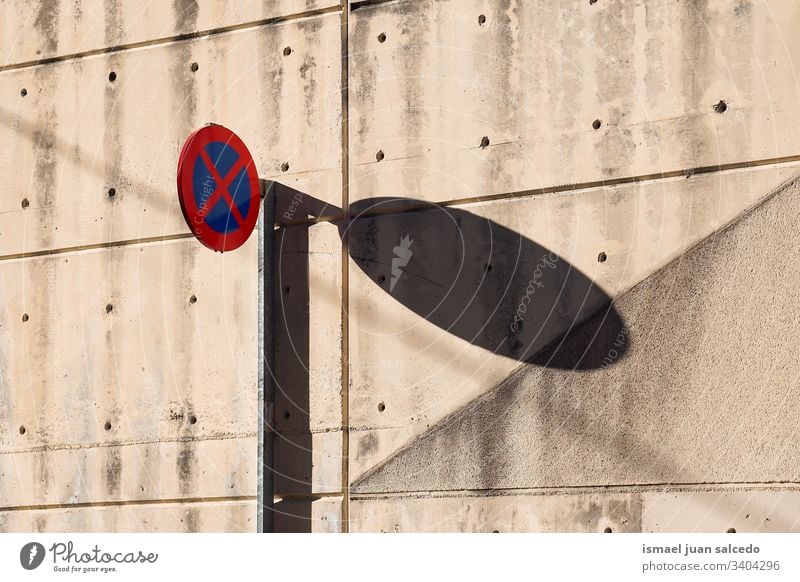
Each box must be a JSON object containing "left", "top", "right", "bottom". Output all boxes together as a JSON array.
[{"left": 177, "top": 124, "right": 260, "bottom": 253}]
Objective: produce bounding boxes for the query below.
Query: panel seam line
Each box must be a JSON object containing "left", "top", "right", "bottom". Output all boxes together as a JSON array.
[{"left": 0, "top": 5, "right": 342, "bottom": 74}]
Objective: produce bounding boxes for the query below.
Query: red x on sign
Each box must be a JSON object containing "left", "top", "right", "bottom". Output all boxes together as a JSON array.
[{"left": 177, "top": 124, "right": 261, "bottom": 252}]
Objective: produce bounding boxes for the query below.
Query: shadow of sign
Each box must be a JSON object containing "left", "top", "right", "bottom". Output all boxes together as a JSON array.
[
  {"left": 343, "top": 197, "right": 628, "bottom": 369},
  {"left": 269, "top": 186, "right": 631, "bottom": 531}
]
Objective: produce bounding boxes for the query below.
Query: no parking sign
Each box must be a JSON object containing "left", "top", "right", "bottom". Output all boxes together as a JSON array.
[
  {"left": 177, "top": 124, "right": 260, "bottom": 252},
  {"left": 176, "top": 124, "right": 273, "bottom": 530}
]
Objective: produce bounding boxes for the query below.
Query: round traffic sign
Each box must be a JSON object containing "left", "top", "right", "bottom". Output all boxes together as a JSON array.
[{"left": 177, "top": 124, "right": 260, "bottom": 252}]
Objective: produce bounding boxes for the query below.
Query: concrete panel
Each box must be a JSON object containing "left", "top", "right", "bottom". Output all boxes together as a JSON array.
[
  {"left": 275, "top": 496, "right": 342, "bottom": 532},
  {"left": 0, "top": 0, "right": 339, "bottom": 66},
  {"left": 0, "top": 500, "right": 255, "bottom": 533},
  {"left": 0, "top": 237, "right": 256, "bottom": 449},
  {"left": 350, "top": 0, "right": 800, "bottom": 204},
  {"left": 0, "top": 13, "right": 342, "bottom": 256},
  {"left": 642, "top": 489, "right": 800, "bottom": 533},
  {"left": 275, "top": 431, "right": 342, "bottom": 496},
  {"left": 352, "top": 487, "right": 800, "bottom": 532},
  {"left": 353, "top": 175, "right": 800, "bottom": 493},
  {"left": 348, "top": 164, "right": 800, "bottom": 481},
  {"left": 0, "top": 438, "right": 255, "bottom": 508},
  {"left": 351, "top": 492, "right": 640, "bottom": 533}
]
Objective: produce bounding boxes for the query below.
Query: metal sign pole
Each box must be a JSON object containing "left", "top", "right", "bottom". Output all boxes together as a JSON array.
[
  {"left": 257, "top": 188, "right": 265, "bottom": 532},
  {"left": 257, "top": 180, "right": 276, "bottom": 533},
  {"left": 176, "top": 125, "right": 269, "bottom": 531}
]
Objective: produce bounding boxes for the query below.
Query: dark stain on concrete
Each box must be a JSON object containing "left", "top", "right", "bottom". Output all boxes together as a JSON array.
[
  {"left": 177, "top": 442, "right": 195, "bottom": 495},
  {"left": 103, "top": 47, "right": 123, "bottom": 211},
  {"left": 184, "top": 507, "right": 199, "bottom": 532},
  {"left": 31, "top": 124, "right": 57, "bottom": 243},
  {"left": 27, "top": 63, "right": 59, "bottom": 450},
  {"left": 173, "top": 0, "right": 199, "bottom": 34},
  {"left": 396, "top": 2, "right": 430, "bottom": 140},
  {"left": 643, "top": 4, "right": 667, "bottom": 107},
  {"left": 296, "top": 13, "right": 323, "bottom": 35},
  {"left": 350, "top": 9, "right": 378, "bottom": 151},
  {"left": 357, "top": 432, "right": 378, "bottom": 458},
  {"left": 678, "top": 0, "right": 713, "bottom": 169},
  {"left": 593, "top": 0, "right": 637, "bottom": 178},
  {"left": 33, "top": 515, "right": 48, "bottom": 533},
  {"left": 103, "top": 0, "right": 124, "bottom": 46},
  {"left": 72, "top": 0, "right": 83, "bottom": 24},
  {"left": 104, "top": 447, "right": 122, "bottom": 495},
  {"left": 34, "top": 0, "right": 61, "bottom": 56},
  {"left": 170, "top": 3, "right": 198, "bottom": 142},
  {"left": 477, "top": 0, "right": 524, "bottom": 194},
  {"left": 734, "top": 0, "right": 753, "bottom": 17},
  {"left": 299, "top": 55, "right": 318, "bottom": 128},
  {"left": 34, "top": 451, "right": 50, "bottom": 501},
  {"left": 560, "top": 494, "right": 642, "bottom": 532},
  {"left": 487, "top": 0, "right": 519, "bottom": 133},
  {"left": 260, "top": 16, "right": 283, "bottom": 173}
]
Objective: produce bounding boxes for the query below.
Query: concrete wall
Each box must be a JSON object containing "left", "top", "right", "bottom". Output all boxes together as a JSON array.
[
  {"left": 2, "top": 0, "right": 800, "bottom": 532},
  {"left": 0, "top": 0, "right": 342, "bottom": 533}
]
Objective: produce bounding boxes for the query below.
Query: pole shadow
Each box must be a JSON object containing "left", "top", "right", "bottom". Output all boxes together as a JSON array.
[{"left": 268, "top": 186, "right": 630, "bottom": 531}]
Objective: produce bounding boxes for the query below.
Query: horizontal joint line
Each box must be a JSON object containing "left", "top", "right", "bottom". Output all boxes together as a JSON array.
[
  {"left": 0, "top": 5, "right": 341, "bottom": 74},
  {"left": 0, "top": 495, "right": 257, "bottom": 513},
  {"left": 0, "top": 233, "right": 195, "bottom": 262},
  {"left": 350, "top": 481, "right": 800, "bottom": 500},
  {"left": 274, "top": 153, "right": 800, "bottom": 227}
]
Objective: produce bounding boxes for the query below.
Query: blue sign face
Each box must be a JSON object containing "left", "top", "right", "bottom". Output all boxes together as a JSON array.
[{"left": 191, "top": 141, "right": 252, "bottom": 234}]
